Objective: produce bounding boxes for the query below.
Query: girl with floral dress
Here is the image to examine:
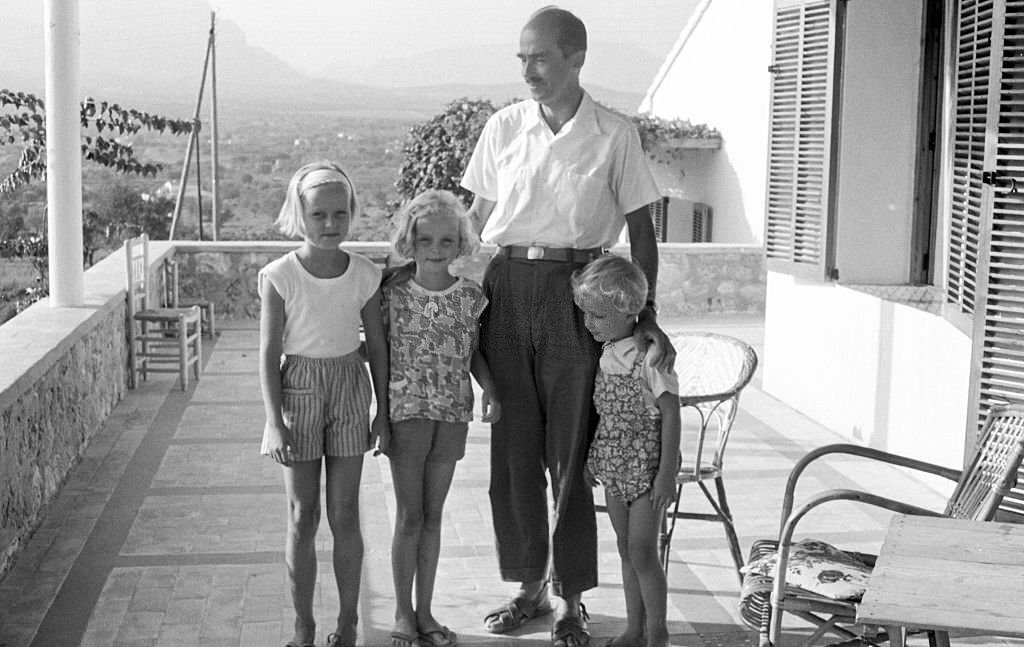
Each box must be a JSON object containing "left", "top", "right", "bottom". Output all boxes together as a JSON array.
[{"left": 381, "top": 189, "right": 501, "bottom": 647}]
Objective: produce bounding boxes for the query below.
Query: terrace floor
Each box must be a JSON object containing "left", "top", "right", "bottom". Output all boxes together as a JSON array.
[{"left": 0, "top": 315, "right": 1018, "bottom": 647}]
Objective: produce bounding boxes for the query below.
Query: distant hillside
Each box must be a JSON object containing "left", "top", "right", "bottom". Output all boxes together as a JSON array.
[
  {"left": 316, "top": 41, "right": 661, "bottom": 98},
  {"left": 1, "top": 3, "right": 649, "bottom": 123}
]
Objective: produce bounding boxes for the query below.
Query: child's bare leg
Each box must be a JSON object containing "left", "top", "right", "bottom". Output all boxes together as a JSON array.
[
  {"left": 625, "top": 492, "right": 669, "bottom": 647},
  {"left": 414, "top": 459, "right": 458, "bottom": 638},
  {"left": 325, "top": 455, "right": 366, "bottom": 645},
  {"left": 605, "top": 495, "right": 645, "bottom": 647},
  {"left": 389, "top": 456, "right": 427, "bottom": 642},
  {"left": 283, "top": 460, "right": 323, "bottom": 645}
]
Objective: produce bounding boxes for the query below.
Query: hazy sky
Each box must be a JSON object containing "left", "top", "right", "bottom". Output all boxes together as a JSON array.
[
  {"left": 209, "top": 0, "right": 689, "bottom": 75},
  {"left": 2, "top": 1, "right": 692, "bottom": 80}
]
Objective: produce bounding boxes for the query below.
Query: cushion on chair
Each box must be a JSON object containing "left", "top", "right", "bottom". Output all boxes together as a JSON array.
[{"left": 740, "top": 538, "right": 872, "bottom": 600}]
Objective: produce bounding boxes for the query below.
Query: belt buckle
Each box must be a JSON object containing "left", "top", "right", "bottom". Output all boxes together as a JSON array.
[{"left": 526, "top": 246, "right": 544, "bottom": 260}]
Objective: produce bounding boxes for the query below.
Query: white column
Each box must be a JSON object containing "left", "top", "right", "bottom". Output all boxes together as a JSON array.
[{"left": 43, "top": 0, "right": 84, "bottom": 306}]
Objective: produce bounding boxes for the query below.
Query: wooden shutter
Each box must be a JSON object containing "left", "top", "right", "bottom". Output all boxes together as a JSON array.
[
  {"left": 969, "top": 1, "right": 1024, "bottom": 441},
  {"left": 649, "top": 197, "right": 668, "bottom": 242},
  {"left": 693, "top": 203, "right": 713, "bottom": 242},
  {"left": 948, "top": 0, "right": 997, "bottom": 314},
  {"left": 764, "top": 0, "right": 842, "bottom": 278}
]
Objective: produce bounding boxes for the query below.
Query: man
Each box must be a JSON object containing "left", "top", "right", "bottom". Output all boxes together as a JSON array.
[{"left": 460, "top": 6, "right": 675, "bottom": 647}]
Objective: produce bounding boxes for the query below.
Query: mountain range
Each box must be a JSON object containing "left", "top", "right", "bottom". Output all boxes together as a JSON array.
[{"left": 0, "top": 2, "right": 658, "bottom": 123}]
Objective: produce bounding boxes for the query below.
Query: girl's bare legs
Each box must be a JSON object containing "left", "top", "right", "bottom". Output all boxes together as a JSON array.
[
  {"left": 623, "top": 492, "right": 669, "bottom": 647},
  {"left": 606, "top": 495, "right": 646, "bottom": 647},
  {"left": 325, "top": 455, "right": 366, "bottom": 645},
  {"left": 283, "top": 460, "right": 323, "bottom": 646},
  {"left": 415, "top": 459, "right": 458, "bottom": 636},
  {"left": 390, "top": 458, "right": 425, "bottom": 641},
  {"left": 390, "top": 448, "right": 458, "bottom": 641}
]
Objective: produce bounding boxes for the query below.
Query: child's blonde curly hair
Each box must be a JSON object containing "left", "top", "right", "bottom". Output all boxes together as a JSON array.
[
  {"left": 391, "top": 189, "right": 480, "bottom": 260},
  {"left": 571, "top": 254, "right": 648, "bottom": 316}
]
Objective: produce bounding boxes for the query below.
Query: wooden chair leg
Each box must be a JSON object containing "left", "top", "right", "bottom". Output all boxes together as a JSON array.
[
  {"left": 194, "top": 318, "right": 202, "bottom": 382},
  {"left": 206, "top": 303, "right": 216, "bottom": 338},
  {"left": 178, "top": 313, "right": 189, "bottom": 391}
]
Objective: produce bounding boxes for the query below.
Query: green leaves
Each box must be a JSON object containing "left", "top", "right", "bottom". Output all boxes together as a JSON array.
[
  {"left": 395, "top": 97, "right": 498, "bottom": 205},
  {"left": 0, "top": 88, "right": 193, "bottom": 194},
  {"left": 629, "top": 113, "right": 720, "bottom": 153}
]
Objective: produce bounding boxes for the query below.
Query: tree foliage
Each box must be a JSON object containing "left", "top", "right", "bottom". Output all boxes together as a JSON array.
[
  {"left": 0, "top": 88, "right": 193, "bottom": 194},
  {"left": 395, "top": 98, "right": 498, "bottom": 205}
]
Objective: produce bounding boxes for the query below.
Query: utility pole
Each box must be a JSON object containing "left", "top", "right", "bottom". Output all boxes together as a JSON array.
[
  {"left": 169, "top": 12, "right": 217, "bottom": 241},
  {"left": 209, "top": 11, "right": 220, "bottom": 241}
]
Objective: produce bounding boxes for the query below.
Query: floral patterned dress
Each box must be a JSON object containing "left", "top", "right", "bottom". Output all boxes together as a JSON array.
[{"left": 586, "top": 347, "right": 663, "bottom": 504}]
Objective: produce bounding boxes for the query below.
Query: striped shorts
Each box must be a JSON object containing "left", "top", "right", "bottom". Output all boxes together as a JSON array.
[{"left": 261, "top": 352, "right": 372, "bottom": 460}]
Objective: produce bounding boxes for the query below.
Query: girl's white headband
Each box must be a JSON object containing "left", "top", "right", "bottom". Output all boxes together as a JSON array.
[{"left": 299, "top": 168, "right": 351, "bottom": 196}]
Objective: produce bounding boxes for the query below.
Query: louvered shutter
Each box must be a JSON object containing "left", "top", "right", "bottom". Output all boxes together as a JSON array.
[
  {"left": 649, "top": 197, "right": 668, "bottom": 242},
  {"left": 764, "top": 0, "right": 841, "bottom": 278},
  {"left": 948, "top": 0, "right": 997, "bottom": 314},
  {"left": 968, "top": 1, "right": 1024, "bottom": 443}
]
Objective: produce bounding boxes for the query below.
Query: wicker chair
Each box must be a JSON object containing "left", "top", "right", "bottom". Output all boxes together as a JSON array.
[
  {"left": 738, "top": 404, "right": 1024, "bottom": 647},
  {"left": 661, "top": 332, "right": 759, "bottom": 578}
]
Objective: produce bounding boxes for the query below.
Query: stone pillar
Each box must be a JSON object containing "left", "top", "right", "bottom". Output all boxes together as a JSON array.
[{"left": 43, "top": 0, "right": 84, "bottom": 306}]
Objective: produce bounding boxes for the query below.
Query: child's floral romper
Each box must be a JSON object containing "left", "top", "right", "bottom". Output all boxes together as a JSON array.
[{"left": 586, "top": 346, "right": 663, "bottom": 504}]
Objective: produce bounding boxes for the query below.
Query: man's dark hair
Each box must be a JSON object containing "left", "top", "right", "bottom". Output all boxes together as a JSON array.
[{"left": 528, "top": 6, "right": 587, "bottom": 55}]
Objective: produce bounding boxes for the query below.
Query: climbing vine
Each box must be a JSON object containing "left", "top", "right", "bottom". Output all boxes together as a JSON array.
[
  {"left": 0, "top": 88, "right": 193, "bottom": 194},
  {"left": 631, "top": 114, "right": 720, "bottom": 153}
]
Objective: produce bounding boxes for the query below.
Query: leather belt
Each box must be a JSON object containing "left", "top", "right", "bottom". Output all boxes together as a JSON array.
[{"left": 500, "top": 245, "right": 604, "bottom": 263}]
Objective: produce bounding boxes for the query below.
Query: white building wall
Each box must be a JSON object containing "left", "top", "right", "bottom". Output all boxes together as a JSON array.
[
  {"left": 763, "top": 271, "right": 971, "bottom": 473},
  {"left": 639, "top": 0, "right": 771, "bottom": 245}
]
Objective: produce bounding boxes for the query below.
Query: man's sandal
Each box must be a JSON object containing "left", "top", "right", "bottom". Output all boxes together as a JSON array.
[
  {"left": 483, "top": 586, "right": 553, "bottom": 634},
  {"left": 551, "top": 604, "right": 590, "bottom": 647}
]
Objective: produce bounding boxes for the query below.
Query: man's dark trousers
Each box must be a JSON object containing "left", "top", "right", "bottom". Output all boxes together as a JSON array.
[{"left": 480, "top": 253, "right": 601, "bottom": 598}]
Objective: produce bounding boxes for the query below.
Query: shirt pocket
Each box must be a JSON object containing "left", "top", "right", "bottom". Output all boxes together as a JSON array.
[{"left": 550, "top": 158, "right": 611, "bottom": 241}]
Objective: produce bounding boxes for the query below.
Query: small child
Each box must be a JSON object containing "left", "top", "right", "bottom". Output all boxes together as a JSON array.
[
  {"left": 381, "top": 189, "right": 501, "bottom": 647},
  {"left": 571, "top": 255, "right": 680, "bottom": 647},
  {"left": 258, "top": 161, "right": 389, "bottom": 647}
]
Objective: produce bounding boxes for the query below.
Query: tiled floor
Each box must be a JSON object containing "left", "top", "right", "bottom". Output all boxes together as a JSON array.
[{"left": 0, "top": 316, "right": 1013, "bottom": 646}]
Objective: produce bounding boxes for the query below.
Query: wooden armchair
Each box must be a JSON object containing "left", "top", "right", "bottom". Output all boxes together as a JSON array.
[{"left": 738, "top": 404, "right": 1024, "bottom": 647}]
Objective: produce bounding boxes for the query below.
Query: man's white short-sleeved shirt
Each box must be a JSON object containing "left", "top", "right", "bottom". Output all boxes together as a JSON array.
[{"left": 461, "top": 91, "right": 661, "bottom": 249}]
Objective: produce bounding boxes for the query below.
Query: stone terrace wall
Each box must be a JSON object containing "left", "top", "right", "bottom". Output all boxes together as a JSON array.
[
  {"left": 171, "top": 241, "right": 765, "bottom": 320},
  {"left": 0, "top": 241, "right": 170, "bottom": 579}
]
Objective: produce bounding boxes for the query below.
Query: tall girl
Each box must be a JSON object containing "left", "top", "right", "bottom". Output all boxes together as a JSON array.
[
  {"left": 258, "top": 161, "right": 389, "bottom": 647},
  {"left": 381, "top": 189, "right": 500, "bottom": 647}
]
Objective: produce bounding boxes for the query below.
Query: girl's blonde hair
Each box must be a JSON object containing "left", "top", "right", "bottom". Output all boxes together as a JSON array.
[
  {"left": 391, "top": 189, "right": 480, "bottom": 259},
  {"left": 571, "top": 254, "right": 648, "bottom": 316},
  {"left": 275, "top": 161, "right": 359, "bottom": 238}
]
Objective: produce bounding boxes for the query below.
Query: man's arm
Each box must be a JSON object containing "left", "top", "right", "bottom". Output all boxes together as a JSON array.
[
  {"left": 625, "top": 205, "right": 676, "bottom": 372},
  {"left": 466, "top": 195, "right": 496, "bottom": 237}
]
